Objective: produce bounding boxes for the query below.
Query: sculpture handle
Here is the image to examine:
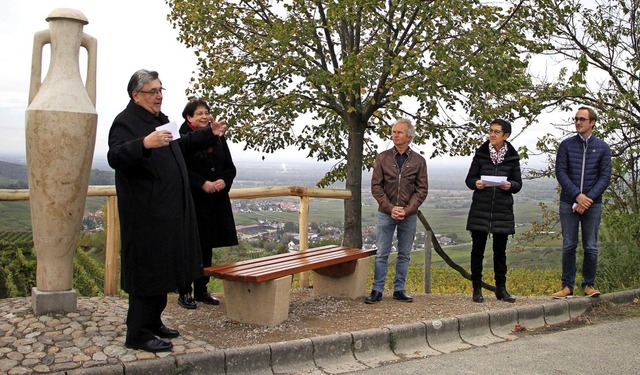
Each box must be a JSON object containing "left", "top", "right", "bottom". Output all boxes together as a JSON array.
[
  {"left": 28, "top": 30, "right": 51, "bottom": 105},
  {"left": 81, "top": 33, "right": 97, "bottom": 107}
]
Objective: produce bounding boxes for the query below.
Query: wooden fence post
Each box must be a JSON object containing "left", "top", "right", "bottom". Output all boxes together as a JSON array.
[
  {"left": 104, "top": 196, "right": 120, "bottom": 295},
  {"left": 423, "top": 230, "right": 432, "bottom": 294},
  {"left": 298, "top": 195, "right": 310, "bottom": 288}
]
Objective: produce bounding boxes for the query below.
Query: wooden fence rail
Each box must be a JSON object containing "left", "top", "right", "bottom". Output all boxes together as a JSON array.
[{"left": 0, "top": 186, "right": 352, "bottom": 295}]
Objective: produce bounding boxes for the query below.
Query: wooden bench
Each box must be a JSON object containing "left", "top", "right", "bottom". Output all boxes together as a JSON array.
[{"left": 204, "top": 245, "right": 376, "bottom": 326}]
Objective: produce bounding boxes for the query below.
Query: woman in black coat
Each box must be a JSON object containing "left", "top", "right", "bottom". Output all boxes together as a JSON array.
[
  {"left": 176, "top": 99, "right": 239, "bottom": 309},
  {"left": 107, "top": 70, "right": 225, "bottom": 352},
  {"left": 465, "top": 119, "right": 522, "bottom": 303}
]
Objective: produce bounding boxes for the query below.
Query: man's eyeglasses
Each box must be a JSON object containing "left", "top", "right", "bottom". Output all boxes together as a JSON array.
[
  {"left": 488, "top": 129, "right": 503, "bottom": 135},
  {"left": 574, "top": 117, "right": 590, "bottom": 122},
  {"left": 138, "top": 87, "right": 165, "bottom": 96}
]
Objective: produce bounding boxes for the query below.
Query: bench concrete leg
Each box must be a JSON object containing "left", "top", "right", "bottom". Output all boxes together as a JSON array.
[
  {"left": 223, "top": 275, "right": 292, "bottom": 326},
  {"left": 312, "top": 257, "right": 371, "bottom": 299}
]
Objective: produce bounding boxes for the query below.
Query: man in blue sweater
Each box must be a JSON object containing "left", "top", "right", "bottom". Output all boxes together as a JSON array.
[{"left": 552, "top": 106, "right": 612, "bottom": 299}]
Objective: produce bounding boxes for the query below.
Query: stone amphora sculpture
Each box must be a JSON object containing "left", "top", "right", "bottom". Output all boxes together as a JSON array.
[{"left": 25, "top": 8, "right": 97, "bottom": 314}]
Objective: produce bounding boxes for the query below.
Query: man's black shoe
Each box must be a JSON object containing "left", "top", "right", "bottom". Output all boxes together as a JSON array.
[
  {"left": 364, "top": 290, "right": 383, "bottom": 304},
  {"left": 152, "top": 325, "right": 180, "bottom": 338},
  {"left": 177, "top": 294, "right": 197, "bottom": 309},
  {"left": 194, "top": 294, "right": 220, "bottom": 305},
  {"left": 125, "top": 338, "right": 173, "bottom": 352},
  {"left": 392, "top": 290, "right": 413, "bottom": 302}
]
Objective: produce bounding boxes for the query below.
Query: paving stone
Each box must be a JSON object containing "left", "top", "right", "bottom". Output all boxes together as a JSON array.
[{"left": 0, "top": 290, "right": 637, "bottom": 374}]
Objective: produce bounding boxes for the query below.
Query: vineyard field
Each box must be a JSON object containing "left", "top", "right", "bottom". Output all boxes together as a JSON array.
[{"left": 0, "top": 235, "right": 107, "bottom": 298}]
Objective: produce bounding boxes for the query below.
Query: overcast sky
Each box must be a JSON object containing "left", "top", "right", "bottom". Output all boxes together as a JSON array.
[
  {"left": 1, "top": 1, "right": 208, "bottom": 160},
  {"left": 0, "top": 0, "right": 564, "bottom": 170}
]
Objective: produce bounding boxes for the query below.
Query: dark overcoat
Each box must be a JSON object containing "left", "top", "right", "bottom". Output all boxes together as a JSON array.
[
  {"left": 107, "top": 101, "right": 216, "bottom": 296},
  {"left": 179, "top": 121, "right": 238, "bottom": 248},
  {"left": 465, "top": 140, "right": 522, "bottom": 235}
]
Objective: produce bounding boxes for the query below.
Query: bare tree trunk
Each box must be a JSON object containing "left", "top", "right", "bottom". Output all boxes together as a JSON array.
[{"left": 343, "top": 117, "right": 365, "bottom": 248}]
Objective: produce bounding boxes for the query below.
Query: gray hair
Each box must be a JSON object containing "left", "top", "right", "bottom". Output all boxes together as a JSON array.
[
  {"left": 127, "top": 69, "right": 160, "bottom": 99},
  {"left": 395, "top": 118, "right": 415, "bottom": 138}
]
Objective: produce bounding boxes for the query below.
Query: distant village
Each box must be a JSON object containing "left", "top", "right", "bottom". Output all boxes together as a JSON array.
[{"left": 83, "top": 198, "right": 457, "bottom": 252}]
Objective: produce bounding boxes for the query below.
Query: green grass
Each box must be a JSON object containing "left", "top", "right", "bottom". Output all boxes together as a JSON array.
[
  {"left": 0, "top": 197, "right": 106, "bottom": 232},
  {"left": 0, "top": 201, "right": 31, "bottom": 231},
  {"left": 205, "top": 246, "right": 565, "bottom": 297},
  {"left": 205, "top": 261, "right": 562, "bottom": 296}
]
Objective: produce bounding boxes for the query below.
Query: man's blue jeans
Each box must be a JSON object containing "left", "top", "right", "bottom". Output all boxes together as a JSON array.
[
  {"left": 372, "top": 212, "right": 417, "bottom": 292},
  {"left": 559, "top": 201, "right": 603, "bottom": 291}
]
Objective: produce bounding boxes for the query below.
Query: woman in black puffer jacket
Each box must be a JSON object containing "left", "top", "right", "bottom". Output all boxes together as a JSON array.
[{"left": 465, "top": 119, "right": 522, "bottom": 303}]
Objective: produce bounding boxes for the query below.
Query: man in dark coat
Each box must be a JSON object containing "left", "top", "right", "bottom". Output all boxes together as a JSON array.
[
  {"left": 176, "top": 99, "right": 239, "bottom": 308},
  {"left": 465, "top": 119, "right": 522, "bottom": 303},
  {"left": 107, "top": 70, "right": 225, "bottom": 352}
]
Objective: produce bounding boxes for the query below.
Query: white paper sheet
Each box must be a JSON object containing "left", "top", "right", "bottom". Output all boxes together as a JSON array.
[
  {"left": 156, "top": 121, "right": 181, "bottom": 140},
  {"left": 481, "top": 175, "right": 507, "bottom": 187}
]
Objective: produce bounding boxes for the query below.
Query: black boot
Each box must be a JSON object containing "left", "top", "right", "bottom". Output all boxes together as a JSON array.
[
  {"left": 177, "top": 293, "right": 197, "bottom": 309},
  {"left": 472, "top": 287, "right": 484, "bottom": 303},
  {"left": 495, "top": 286, "right": 516, "bottom": 303},
  {"left": 472, "top": 280, "right": 484, "bottom": 303}
]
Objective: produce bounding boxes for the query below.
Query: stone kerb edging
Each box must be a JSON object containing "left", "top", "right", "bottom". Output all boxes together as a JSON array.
[
  {"left": 488, "top": 307, "right": 519, "bottom": 339},
  {"left": 351, "top": 327, "right": 398, "bottom": 368},
  {"left": 71, "top": 290, "right": 639, "bottom": 375},
  {"left": 457, "top": 311, "right": 502, "bottom": 346},
  {"left": 386, "top": 321, "right": 440, "bottom": 360},
  {"left": 270, "top": 338, "right": 315, "bottom": 374}
]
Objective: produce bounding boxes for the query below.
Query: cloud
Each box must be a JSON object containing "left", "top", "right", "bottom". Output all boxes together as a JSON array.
[{"left": 0, "top": 0, "right": 563, "bottom": 170}]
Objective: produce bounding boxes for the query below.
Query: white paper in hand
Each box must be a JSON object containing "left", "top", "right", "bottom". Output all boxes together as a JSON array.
[
  {"left": 156, "top": 121, "right": 181, "bottom": 140},
  {"left": 481, "top": 175, "right": 507, "bottom": 187}
]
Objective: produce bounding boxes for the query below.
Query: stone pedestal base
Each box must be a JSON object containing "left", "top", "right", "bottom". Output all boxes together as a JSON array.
[
  {"left": 31, "top": 287, "right": 77, "bottom": 315},
  {"left": 223, "top": 276, "right": 292, "bottom": 326},
  {"left": 312, "top": 257, "right": 371, "bottom": 299}
]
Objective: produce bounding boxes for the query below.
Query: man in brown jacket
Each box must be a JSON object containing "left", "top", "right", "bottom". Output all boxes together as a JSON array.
[{"left": 366, "top": 118, "right": 428, "bottom": 304}]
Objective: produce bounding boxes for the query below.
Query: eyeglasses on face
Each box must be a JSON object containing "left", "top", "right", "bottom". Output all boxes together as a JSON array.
[
  {"left": 194, "top": 111, "right": 210, "bottom": 117},
  {"left": 574, "top": 116, "right": 591, "bottom": 122},
  {"left": 488, "top": 129, "right": 503, "bottom": 135},
  {"left": 138, "top": 87, "right": 165, "bottom": 96}
]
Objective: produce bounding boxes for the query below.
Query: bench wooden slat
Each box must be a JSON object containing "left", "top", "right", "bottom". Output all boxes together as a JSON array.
[
  {"left": 207, "top": 247, "right": 373, "bottom": 283},
  {"left": 235, "top": 248, "right": 371, "bottom": 281},
  {"left": 218, "top": 247, "right": 357, "bottom": 277},
  {"left": 204, "top": 245, "right": 376, "bottom": 283},
  {"left": 205, "top": 245, "right": 350, "bottom": 276},
  {"left": 205, "top": 244, "right": 340, "bottom": 276}
]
